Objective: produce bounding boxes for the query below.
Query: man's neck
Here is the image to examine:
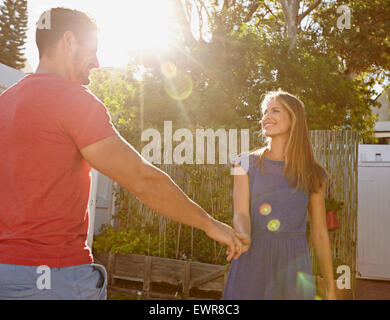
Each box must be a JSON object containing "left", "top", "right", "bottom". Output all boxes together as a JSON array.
[{"left": 36, "top": 59, "right": 70, "bottom": 82}]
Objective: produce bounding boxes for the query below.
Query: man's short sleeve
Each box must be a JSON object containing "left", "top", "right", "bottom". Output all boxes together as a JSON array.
[{"left": 59, "top": 87, "right": 119, "bottom": 149}]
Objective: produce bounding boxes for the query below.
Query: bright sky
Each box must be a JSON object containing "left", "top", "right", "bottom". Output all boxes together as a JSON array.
[
  {"left": 23, "top": 0, "right": 177, "bottom": 70},
  {"left": 1, "top": 0, "right": 386, "bottom": 96}
]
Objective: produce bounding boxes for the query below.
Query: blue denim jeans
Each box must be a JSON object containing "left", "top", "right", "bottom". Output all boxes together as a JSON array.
[{"left": 0, "top": 263, "right": 107, "bottom": 300}]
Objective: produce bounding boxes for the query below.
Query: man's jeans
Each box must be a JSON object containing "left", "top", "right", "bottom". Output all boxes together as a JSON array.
[{"left": 0, "top": 263, "right": 107, "bottom": 300}]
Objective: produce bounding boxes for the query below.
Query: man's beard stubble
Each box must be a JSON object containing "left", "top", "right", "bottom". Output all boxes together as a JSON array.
[{"left": 72, "top": 51, "right": 90, "bottom": 85}]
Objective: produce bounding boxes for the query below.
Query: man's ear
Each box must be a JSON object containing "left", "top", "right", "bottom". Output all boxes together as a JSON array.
[{"left": 62, "top": 30, "right": 76, "bottom": 53}]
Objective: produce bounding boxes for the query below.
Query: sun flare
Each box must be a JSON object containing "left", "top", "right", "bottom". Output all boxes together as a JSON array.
[{"left": 93, "top": 0, "right": 175, "bottom": 67}]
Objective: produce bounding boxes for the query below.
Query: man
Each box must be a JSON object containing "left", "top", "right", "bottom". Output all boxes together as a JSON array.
[{"left": 0, "top": 7, "right": 243, "bottom": 300}]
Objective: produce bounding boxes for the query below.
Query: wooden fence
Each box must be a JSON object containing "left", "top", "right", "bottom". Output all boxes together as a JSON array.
[
  {"left": 308, "top": 130, "right": 359, "bottom": 299},
  {"left": 102, "top": 129, "right": 358, "bottom": 299}
]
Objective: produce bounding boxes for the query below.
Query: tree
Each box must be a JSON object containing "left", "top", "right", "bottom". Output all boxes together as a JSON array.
[
  {"left": 0, "top": 0, "right": 28, "bottom": 69},
  {"left": 91, "top": 0, "right": 386, "bottom": 143},
  {"left": 311, "top": 0, "right": 390, "bottom": 81},
  {"left": 167, "top": 0, "right": 385, "bottom": 141},
  {"left": 89, "top": 68, "right": 140, "bottom": 146}
]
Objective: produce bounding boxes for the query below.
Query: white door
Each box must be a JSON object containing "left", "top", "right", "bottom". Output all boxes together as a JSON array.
[
  {"left": 87, "top": 169, "right": 99, "bottom": 250},
  {"left": 357, "top": 163, "right": 390, "bottom": 280}
]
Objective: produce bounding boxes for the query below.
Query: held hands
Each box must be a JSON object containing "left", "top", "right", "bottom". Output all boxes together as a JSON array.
[
  {"left": 234, "top": 232, "right": 251, "bottom": 254},
  {"left": 205, "top": 218, "right": 245, "bottom": 262}
]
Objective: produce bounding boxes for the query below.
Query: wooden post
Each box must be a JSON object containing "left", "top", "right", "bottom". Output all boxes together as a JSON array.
[
  {"left": 107, "top": 252, "right": 115, "bottom": 286},
  {"left": 183, "top": 261, "right": 191, "bottom": 298},
  {"left": 143, "top": 255, "right": 152, "bottom": 297}
]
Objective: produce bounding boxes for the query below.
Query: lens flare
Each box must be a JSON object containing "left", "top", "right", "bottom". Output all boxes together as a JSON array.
[
  {"left": 259, "top": 203, "right": 272, "bottom": 216},
  {"left": 296, "top": 271, "right": 316, "bottom": 299},
  {"left": 161, "top": 61, "right": 177, "bottom": 79},
  {"left": 164, "top": 71, "right": 193, "bottom": 101},
  {"left": 267, "top": 219, "right": 280, "bottom": 232}
]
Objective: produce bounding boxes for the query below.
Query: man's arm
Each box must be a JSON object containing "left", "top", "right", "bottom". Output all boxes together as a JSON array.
[{"left": 80, "top": 134, "right": 242, "bottom": 261}]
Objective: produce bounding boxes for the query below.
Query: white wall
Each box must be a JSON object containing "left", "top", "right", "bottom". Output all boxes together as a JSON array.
[
  {"left": 357, "top": 145, "right": 390, "bottom": 280},
  {"left": 87, "top": 170, "right": 117, "bottom": 248},
  {"left": 0, "top": 63, "right": 25, "bottom": 90},
  {"left": 373, "top": 88, "right": 390, "bottom": 122}
]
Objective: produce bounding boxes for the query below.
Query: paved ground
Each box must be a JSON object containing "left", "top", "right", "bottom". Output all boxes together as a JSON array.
[
  {"left": 108, "top": 277, "right": 390, "bottom": 300},
  {"left": 354, "top": 278, "right": 390, "bottom": 300}
]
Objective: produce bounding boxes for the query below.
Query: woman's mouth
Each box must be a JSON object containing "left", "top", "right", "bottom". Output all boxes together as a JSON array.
[{"left": 263, "top": 123, "right": 275, "bottom": 129}]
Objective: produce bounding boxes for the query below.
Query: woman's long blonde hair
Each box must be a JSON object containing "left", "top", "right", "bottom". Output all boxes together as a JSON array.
[{"left": 253, "top": 90, "right": 327, "bottom": 194}]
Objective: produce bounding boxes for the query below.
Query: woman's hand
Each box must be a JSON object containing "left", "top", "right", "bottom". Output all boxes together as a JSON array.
[
  {"left": 309, "top": 178, "right": 338, "bottom": 301},
  {"left": 326, "top": 287, "right": 337, "bottom": 300},
  {"left": 234, "top": 232, "right": 251, "bottom": 254}
]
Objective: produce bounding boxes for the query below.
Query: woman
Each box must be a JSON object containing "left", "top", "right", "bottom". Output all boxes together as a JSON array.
[{"left": 223, "top": 90, "right": 337, "bottom": 300}]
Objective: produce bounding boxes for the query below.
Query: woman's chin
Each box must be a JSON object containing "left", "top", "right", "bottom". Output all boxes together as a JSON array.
[{"left": 263, "top": 130, "right": 275, "bottom": 137}]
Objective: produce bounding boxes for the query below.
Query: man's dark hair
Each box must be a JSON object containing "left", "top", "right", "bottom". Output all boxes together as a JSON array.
[{"left": 35, "top": 7, "right": 98, "bottom": 58}]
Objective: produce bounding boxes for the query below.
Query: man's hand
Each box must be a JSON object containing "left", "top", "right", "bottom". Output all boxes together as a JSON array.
[{"left": 204, "top": 218, "right": 243, "bottom": 261}]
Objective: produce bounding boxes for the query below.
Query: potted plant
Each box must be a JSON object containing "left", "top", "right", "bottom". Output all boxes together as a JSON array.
[{"left": 324, "top": 198, "right": 343, "bottom": 231}]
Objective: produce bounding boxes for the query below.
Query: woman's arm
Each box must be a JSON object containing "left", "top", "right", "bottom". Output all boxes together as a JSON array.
[
  {"left": 232, "top": 163, "right": 251, "bottom": 253},
  {"left": 308, "top": 178, "right": 337, "bottom": 300}
]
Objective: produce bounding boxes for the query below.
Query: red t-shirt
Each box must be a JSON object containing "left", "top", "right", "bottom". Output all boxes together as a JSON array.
[{"left": 0, "top": 73, "right": 118, "bottom": 267}]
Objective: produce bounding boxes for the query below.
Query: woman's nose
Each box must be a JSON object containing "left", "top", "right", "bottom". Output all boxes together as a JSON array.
[{"left": 261, "top": 115, "right": 270, "bottom": 123}]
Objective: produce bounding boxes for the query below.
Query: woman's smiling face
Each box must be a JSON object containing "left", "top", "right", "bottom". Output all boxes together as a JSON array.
[{"left": 261, "top": 98, "right": 293, "bottom": 138}]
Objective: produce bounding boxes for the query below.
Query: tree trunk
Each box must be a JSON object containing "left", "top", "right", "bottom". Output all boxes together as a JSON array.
[
  {"left": 173, "top": 0, "right": 197, "bottom": 49},
  {"left": 279, "top": 0, "right": 300, "bottom": 52}
]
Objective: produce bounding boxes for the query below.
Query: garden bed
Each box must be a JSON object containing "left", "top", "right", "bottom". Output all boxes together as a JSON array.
[{"left": 94, "top": 251, "right": 229, "bottom": 300}]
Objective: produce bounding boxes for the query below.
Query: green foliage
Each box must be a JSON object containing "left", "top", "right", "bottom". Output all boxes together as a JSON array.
[
  {"left": 0, "top": 0, "right": 27, "bottom": 69},
  {"left": 312, "top": 0, "right": 390, "bottom": 78},
  {"left": 325, "top": 198, "right": 344, "bottom": 212},
  {"left": 93, "top": 225, "right": 150, "bottom": 255},
  {"left": 89, "top": 69, "right": 141, "bottom": 146},
  {"left": 230, "top": 17, "right": 379, "bottom": 141}
]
